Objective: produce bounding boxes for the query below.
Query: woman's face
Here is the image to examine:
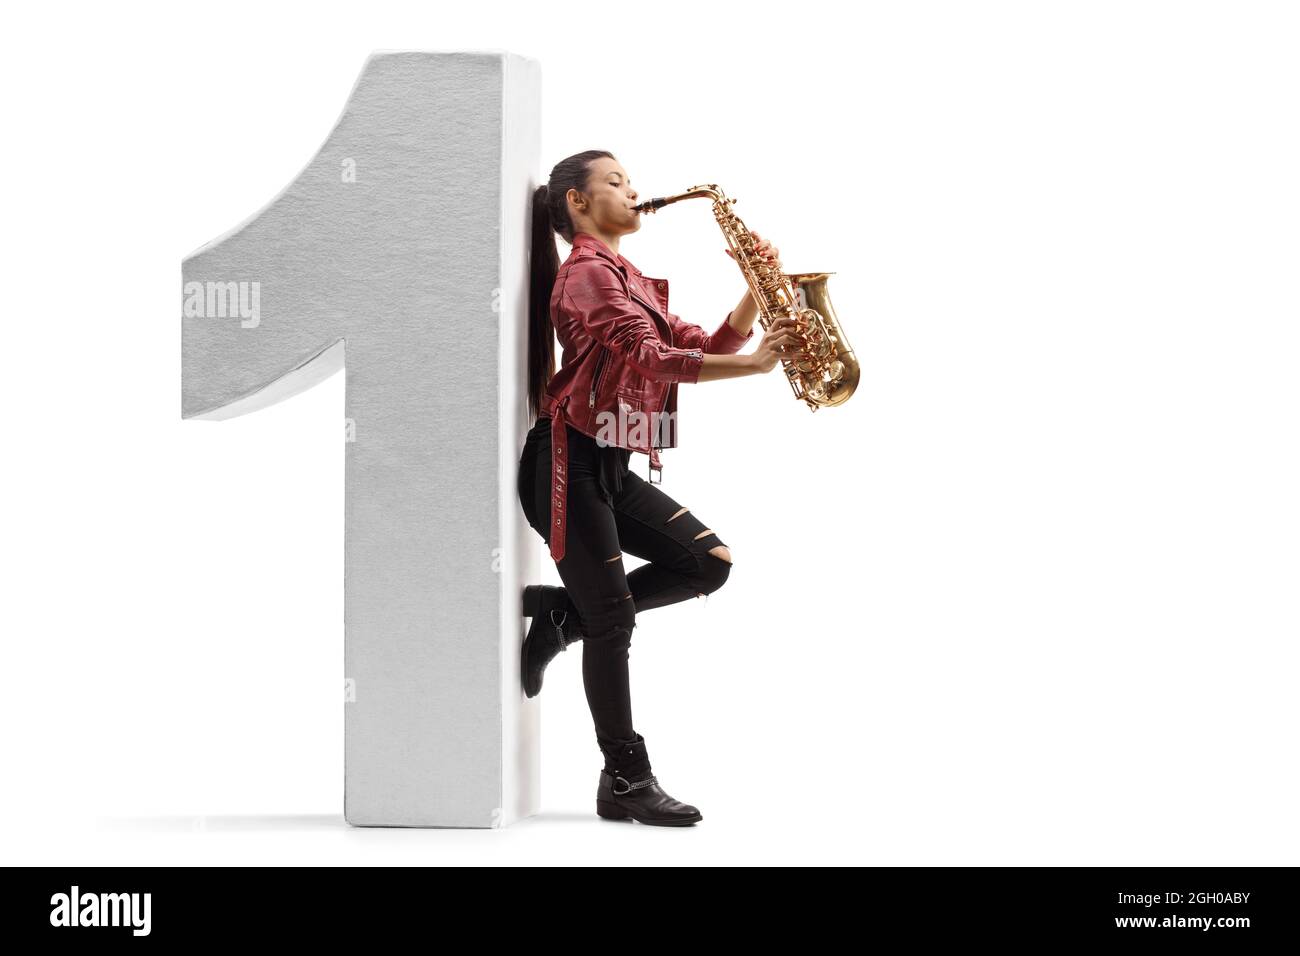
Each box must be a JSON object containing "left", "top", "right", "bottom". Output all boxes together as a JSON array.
[{"left": 568, "top": 157, "right": 641, "bottom": 238}]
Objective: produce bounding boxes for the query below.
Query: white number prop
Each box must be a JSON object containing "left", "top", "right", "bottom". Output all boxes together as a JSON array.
[{"left": 182, "top": 51, "right": 541, "bottom": 827}]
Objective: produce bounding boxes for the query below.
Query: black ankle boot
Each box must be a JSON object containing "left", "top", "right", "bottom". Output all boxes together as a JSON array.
[
  {"left": 521, "top": 585, "right": 584, "bottom": 698},
  {"left": 595, "top": 733, "right": 703, "bottom": 826}
]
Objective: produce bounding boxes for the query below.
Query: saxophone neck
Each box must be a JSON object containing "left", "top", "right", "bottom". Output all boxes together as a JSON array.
[{"left": 633, "top": 184, "right": 728, "bottom": 213}]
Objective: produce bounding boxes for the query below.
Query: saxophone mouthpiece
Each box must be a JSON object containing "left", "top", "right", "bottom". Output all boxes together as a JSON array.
[{"left": 633, "top": 198, "right": 669, "bottom": 214}]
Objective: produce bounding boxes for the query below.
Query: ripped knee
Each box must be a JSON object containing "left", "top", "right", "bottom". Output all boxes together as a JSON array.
[
  {"left": 694, "top": 546, "right": 733, "bottom": 596},
  {"left": 585, "top": 592, "right": 637, "bottom": 643}
]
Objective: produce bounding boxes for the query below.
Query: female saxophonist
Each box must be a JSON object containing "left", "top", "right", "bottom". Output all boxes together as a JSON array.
[{"left": 517, "top": 150, "right": 805, "bottom": 825}]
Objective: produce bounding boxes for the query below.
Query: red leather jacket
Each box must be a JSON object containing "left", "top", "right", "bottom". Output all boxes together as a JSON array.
[{"left": 539, "top": 230, "right": 754, "bottom": 561}]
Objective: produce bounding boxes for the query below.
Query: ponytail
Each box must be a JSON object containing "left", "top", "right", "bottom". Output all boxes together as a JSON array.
[
  {"left": 527, "top": 184, "right": 559, "bottom": 420},
  {"left": 526, "top": 150, "right": 615, "bottom": 420}
]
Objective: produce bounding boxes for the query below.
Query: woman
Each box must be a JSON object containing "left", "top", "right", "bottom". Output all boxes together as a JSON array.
[{"left": 518, "top": 150, "right": 806, "bottom": 826}]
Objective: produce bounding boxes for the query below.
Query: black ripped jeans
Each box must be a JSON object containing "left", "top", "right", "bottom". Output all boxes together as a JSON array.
[{"left": 517, "top": 415, "right": 732, "bottom": 755}]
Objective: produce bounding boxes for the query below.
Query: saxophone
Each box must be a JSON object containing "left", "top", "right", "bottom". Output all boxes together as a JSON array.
[{"left": 633, "top": 184, "right": 858, "bottom": 410}]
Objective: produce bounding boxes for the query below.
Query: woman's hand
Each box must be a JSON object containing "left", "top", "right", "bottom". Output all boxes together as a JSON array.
[
  {"left": 724, "top": 231, "right": 782, "bottom": 272},
  {"left": 750, "top": 315, "right": 806, "bottom": 373}
]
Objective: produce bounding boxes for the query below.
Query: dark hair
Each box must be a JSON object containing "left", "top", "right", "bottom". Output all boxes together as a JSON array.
[{"left": 527, "top": 150, "right": 615, "bottom": 420}]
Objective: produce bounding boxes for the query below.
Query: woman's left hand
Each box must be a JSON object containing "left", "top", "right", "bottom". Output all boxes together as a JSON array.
[{"left": 724, "top": 230, "right": 782, "bottom": 272}]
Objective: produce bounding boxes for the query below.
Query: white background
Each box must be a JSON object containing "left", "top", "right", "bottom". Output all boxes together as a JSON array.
[{"left": 2, "top": 1, "right": 1297, "bottom": 865}]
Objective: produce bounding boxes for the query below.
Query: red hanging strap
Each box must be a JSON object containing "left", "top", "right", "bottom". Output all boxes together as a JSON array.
[{"left": 548, "top": 394, "right": 571, "bottom": 562}]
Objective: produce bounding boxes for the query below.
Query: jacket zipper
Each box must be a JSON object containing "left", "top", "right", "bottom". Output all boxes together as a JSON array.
[{"left": 589, "top": 347, "right": 609, "bottom": 408}]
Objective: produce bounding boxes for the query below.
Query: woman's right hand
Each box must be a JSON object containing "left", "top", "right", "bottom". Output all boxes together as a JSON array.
[{"left": 750, "top": 316, "right": 806, "bottom": 373}]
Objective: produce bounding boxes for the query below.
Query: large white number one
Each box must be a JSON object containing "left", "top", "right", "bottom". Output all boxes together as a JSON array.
[{"left": 181, "top": 52, "right": 541, "bottom": 827}]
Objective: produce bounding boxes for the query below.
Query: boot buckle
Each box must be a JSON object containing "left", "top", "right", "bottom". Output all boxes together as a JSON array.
[
  {"left": 612, "top": 774, "right": 656, "bottom": 796},
  {"left": 549, "top": 609, "right": 569, "bottom": 650}
]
